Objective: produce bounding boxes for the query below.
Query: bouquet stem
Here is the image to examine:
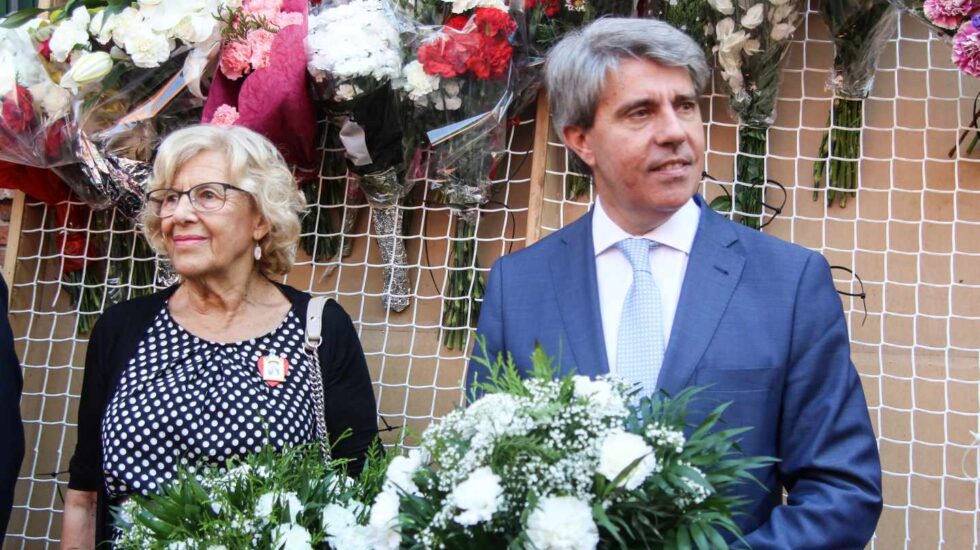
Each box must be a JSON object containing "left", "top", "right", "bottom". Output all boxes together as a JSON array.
[
  {"left": 735, "top": 126, "right": 768, "bottom": 229},
  {"left": 814, "top": 95, "right": 863, "bottom": 208},
  {"left": 300, "top": 180, "right": 342, "bottom": 262},
  {"left": 61, "top": 268, "right": 103, "bottom": 335},
  {"left": 442, "top": 217, "right": 485, "bottom": 350},
  {"left": 372, "top": 205, "right": 411, "bottom": 312}
]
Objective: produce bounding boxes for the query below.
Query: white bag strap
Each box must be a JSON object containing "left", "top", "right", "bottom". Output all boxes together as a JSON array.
[
  {"left": 305, "top": 295, "right": 330, "bottom": 458},
  {"left": 305, "top": 295, "right": 329, "bottom": 352}
]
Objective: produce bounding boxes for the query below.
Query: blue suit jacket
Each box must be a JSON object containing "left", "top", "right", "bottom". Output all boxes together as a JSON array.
[{"left": 469, "top": 197, "right": 882, "bottom": 549}]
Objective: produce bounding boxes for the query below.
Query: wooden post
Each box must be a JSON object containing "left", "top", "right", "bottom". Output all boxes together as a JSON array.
[
  {"left": 524, "top": 90, "right": 550, "bottom": 247},
  {"left": 3, "top": 191, "right": 25, "bottom": 303}
]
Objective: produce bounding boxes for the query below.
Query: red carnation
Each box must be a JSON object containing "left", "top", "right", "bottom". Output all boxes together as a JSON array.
[
  {"left": 419, "top": 33, "right": 478, "bottom": 78},
  {"left": 446, "top": 14, "right": 470, "bottom": 31},
  {"left": 1, "top": 85, "right": 36, "bottom": 134},
  {"left": 474, "top": 7, "right": 516, "bottom": 36},
  {"left": 465, "top": 35, "right": 512, "bottom": 79},
  {"left": 43, "top": 119, "right": 68, "bottom": 162},
  {"left": 542, "top": 0, "right": 559, "bottom": 17}
]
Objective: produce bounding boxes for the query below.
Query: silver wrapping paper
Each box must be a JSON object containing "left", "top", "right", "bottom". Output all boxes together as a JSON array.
[
  {"left": 371, "top": 205, "right": 410, "bottom": 313},
  {"left": 54, "top": 133, "right": 151, "bottom": 219}
]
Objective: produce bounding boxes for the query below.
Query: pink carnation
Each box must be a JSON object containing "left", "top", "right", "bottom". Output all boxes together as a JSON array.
[
  {"left": 271, "top": 10, "right": 303, "bottom": 29},
  {"left": 219, "top": 40, "right": 253, "bottom": 80},
  {"left": 923, "top": 0, "right": 971, "bottom": 30},
  {"left": 244, "top": 0, "right": 283, "bottom": 18},
  {"left": 952, "top": 20, "right": 980, "bottom": 77},
  {"left": 246, "top": 29, "right": 276, "bottom": 71},
  {"left": 211, "top": 104, "right": 240, "bottom": 126}
]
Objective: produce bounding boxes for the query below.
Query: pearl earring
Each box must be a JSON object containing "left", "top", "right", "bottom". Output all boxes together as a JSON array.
[{"left": 254, "top": 243, "right": 262, "bottom": 261}]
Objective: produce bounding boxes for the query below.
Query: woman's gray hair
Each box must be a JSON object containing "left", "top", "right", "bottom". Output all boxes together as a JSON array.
[
  {"left": 545, "top": 17, "right": 710, "bottom": 136},
  {"left": 142, "top": 124, "right": 306, "bottom": 278}
]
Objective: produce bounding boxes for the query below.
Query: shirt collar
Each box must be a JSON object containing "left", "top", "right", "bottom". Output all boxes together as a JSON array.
[{"left": 592, "top": 196, "right": 700, "bottom": 257}]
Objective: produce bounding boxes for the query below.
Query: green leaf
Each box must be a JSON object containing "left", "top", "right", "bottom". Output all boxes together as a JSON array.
[
  {"left": 0, "top": 8, "right": 46, "bottom": 28},
  {"left": 708, "top": 195, "right": 732, "bottom": 214}
]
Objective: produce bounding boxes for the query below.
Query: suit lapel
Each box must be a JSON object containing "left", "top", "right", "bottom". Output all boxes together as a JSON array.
[
  {"left": 549, "top": 211, "right": 610, "bottom": 378},
  {"left": 657, "top": 200, "right": 745, "bottom": 396}
]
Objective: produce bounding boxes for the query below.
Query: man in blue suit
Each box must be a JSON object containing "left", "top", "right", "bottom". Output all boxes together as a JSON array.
[{"left": 469, "top": 18, "right": 882, "bottom": 549}]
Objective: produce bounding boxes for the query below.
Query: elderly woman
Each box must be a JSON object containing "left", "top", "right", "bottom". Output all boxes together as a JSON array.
[{"left": 61, "top": 125, "right": 378, "bottom": 548}]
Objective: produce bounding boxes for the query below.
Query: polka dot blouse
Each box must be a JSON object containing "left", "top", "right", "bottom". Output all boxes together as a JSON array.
[{"left": 100, "top": 304, "right": 318, "bottom": 500}]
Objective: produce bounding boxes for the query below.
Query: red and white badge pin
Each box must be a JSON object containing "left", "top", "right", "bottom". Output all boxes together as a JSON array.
[{"left": 258, "top": 355, "right": 289, "bottom": 387}]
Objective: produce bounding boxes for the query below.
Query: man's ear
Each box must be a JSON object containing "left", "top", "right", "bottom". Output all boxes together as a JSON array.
[{"left": 562, "top": 125, "right": 596, "bottom": 170}]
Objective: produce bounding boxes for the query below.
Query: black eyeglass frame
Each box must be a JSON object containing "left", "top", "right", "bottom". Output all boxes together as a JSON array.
[{"left": 146, "top": 182, "right": 252, "bottom": 218}]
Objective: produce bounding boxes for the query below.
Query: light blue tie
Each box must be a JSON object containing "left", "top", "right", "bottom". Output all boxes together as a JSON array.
[{"left": 615, "top": 238, "right": 665, "bottom": 398}]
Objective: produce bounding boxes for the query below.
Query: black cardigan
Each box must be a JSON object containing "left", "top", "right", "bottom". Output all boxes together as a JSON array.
[{"left": 67, "top": 283, "right": 378, "bottom": 545}]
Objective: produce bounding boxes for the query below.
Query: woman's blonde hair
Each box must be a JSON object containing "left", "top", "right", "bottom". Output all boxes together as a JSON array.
[{"left": 142, "top": 124, "right": 306, "bottom": 278}]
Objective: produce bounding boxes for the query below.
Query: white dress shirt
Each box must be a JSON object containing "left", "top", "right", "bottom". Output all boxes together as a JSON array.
[{"left": 592, "top": 197, "right": 701, "bottom": 375}]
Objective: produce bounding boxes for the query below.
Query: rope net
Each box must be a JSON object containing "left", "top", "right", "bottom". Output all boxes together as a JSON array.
[{"left": 4, "top": 8, "right": 979, "bottom": 550}]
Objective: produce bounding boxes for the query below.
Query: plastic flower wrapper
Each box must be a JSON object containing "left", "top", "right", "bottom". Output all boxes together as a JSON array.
[
  {"left": 203, "top": 0, "right": 316, "bottom": 172},
  {"left": 308, "top": 0, "right": 415, "bottom": 312},
  {"left": 115, "top": 441, "right": 392, "bottom": 549},
  {"left": 0, "top": 25, "right": 72, "bottom": 169},
  {"left": 813, "top": 0, "right": 897, "bottom": 208},
  {"left": 705, "top": 0, "right": 801, "bottom": 229},
  {"left": 396, "top": 7, "right": 516, "bottom": 348},
  {"left": 887, "top": 0, "right": 961, "bottom": 41},
  {"left": 365, "top": 339, "right": 774, "bottom": 548}
]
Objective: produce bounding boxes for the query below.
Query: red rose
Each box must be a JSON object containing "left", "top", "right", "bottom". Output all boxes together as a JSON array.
[
  {"left": 43, "top": 119, "right": 68, "bottom": 162},
  {"left": 1, "top": 85, "right": 36, "bottom": 134}
]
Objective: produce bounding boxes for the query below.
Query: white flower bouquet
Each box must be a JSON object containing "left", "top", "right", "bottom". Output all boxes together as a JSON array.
[
  {"left": 307, "top": 0, "right": 415, "bottom": 312},
  {"left": 115, "top": 442, "right": 391, "bottom": 549},
  {"left": 0, "top": 1, "right": 232, "bottom": 214},
  {"left": 813, "top": 0, "right": 897, "bottom": 208},
  {"left": 705, "top": 0, "right": 801, "bottom": 229},
  {"left": 364, "top": 342, "right": 773, "bottom": 549}
]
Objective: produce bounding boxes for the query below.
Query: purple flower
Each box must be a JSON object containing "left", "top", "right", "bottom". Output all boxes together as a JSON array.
[
  {"left": 924, "top": 0, "right": 971, "bottom": 29},
  {"left": 952, "top": 20, "right": 980, "bottom": 77}
]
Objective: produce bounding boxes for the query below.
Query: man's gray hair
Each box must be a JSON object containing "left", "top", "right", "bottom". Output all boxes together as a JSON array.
[{"left": 545, "top": 17, "right": 710, "bottom": 137}]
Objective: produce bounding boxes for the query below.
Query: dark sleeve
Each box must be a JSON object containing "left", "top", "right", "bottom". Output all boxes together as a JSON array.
[
  {"left": 742, "top": 253, "right": 883, "bottom": 549},
  {"left": 68, "top": 315, "right": 110, "bottom": 492},
  {"left": 319, "top": 300, "right": 377, "bottom": 477},
  {"left": 0, "top": 276, "right": 23, "bottom": 538}
]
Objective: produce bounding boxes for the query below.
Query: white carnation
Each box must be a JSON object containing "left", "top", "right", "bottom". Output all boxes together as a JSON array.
[
  {"left": 399, "top": 60, "right": 440, "bottom": 103},
  {"left": 48, "top": 8, "right": 91, "bottom": 63},
  {"left": 383, "top": 449, "right": 426, "bottom": 496},
  {"left": 306, "top": 0, "right": 402, "bottom": 84},
  {"left": 254, "top": 491, "right": 303, "bottom": 524},
  {"left": 107, "top": 7, "right": 144, "bottom": 46},
  {"left": 88, "top": 10, "right": 115, "bottom": 45},
  {"left": 451, "top": 466, "right": 503, "bottom": 526},
  {"left": 271, "top": 523, "right": 313, "bottom": 550},
  {"left": 526, "top": 496, "right": 599, "bottom": 550},
  {"left": 123, "top": 30, "right": 172, "bottom": 68},
  {"left": 597, "top": 430, "right": 658, "bottom": 490},
  {"left": 368, "top": 490, "right": 401, "bottom": 550},
  {"left": 573, "top": 376, "right": 628, "bottom": 417},
  {"left": 321, "top": 502, "right": 357, "bottom": 536}
]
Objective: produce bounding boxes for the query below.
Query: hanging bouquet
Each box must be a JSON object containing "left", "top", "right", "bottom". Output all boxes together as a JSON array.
[
  {"left": 116, "top": 442, "right": 391, "bottom": 548},
  {"left": 397, "top": 4, "right": 516, "bottom": 349},
  {"left": 1, "top": 1, "right": 226, "bottom": 215},
  {"left": 513, "top": 0, "right": 635, "bottom": 112},
  {"left": 203, "top": 0, "right": 317, "bottom": 171},
  {"left": 890, "top": 0, "right": 980, "bottom": 156},
  {"left": 705, "top": 0, "right": 801, "bottom": 229},
  {"left": 307, "top": 0, "right": 415, "bottom": 312},
  {"left": 813, "top": 0, "right": 897, "bottom": 208},
  {"left": 359, "top": 342, "right": 772, "bottom": 549}
]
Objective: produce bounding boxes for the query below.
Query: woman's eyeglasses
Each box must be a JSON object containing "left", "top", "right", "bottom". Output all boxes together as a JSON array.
[{"left": 146, "top": 182, "right": 251, "bottom": 218}]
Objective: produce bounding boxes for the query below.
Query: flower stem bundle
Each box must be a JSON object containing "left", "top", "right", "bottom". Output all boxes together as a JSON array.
[
  {"left": 735, "top": 125, "right": 767, "bottom": 229},
  {"left": 441, "top": 217, "right": 485, "bottom": 350},
  {"left": 814, "top": 96, "right": 864, "bottom": 207},
  {"left": 814, "top": 0, "right": 896, "bottom": 208}
]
